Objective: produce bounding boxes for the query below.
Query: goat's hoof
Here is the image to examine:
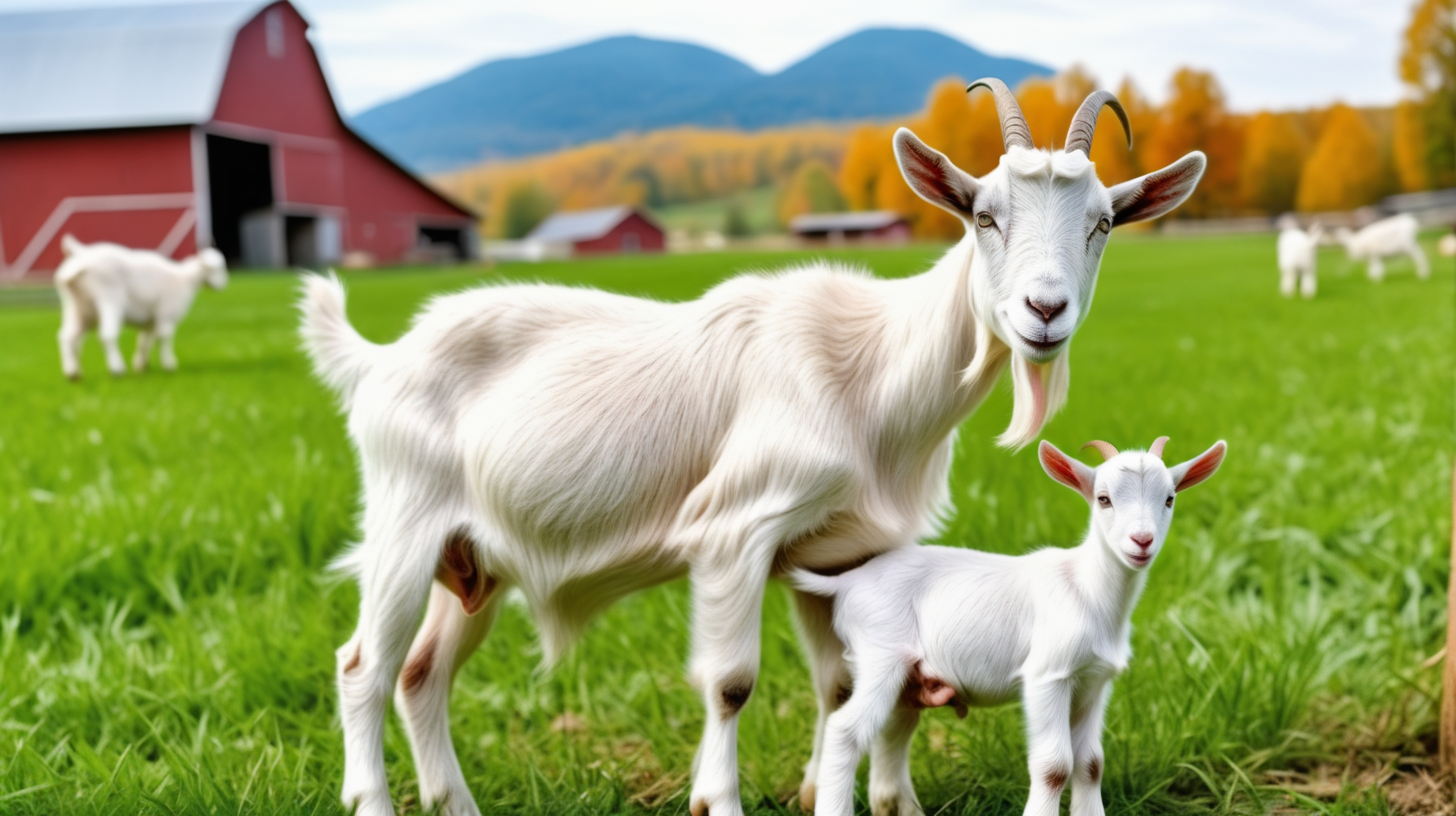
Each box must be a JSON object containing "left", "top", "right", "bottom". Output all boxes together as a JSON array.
[{"left": 65, "top": 372, "right": 80, "bottom": 382}]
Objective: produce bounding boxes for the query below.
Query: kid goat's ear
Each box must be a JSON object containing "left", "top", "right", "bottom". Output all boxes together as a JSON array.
[
  {"left": 1038, "top": 440, "right": 1095, "bottom": 500},
  {"left": 1168, "top": 440, "right": 1227, "bottom": 492},
  {"left": 893, "top": 128, "right": 979, "bottom": 217}
]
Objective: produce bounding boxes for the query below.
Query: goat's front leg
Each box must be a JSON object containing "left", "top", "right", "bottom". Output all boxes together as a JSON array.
[
  {"left": 686, "top": 530, "right": 782, "bottom": 816},
  {"left": 1020, "top": 676, "right": 1074, "bottom": 816},
  {"left": 790, "top": 588, "right": 849, "bottom": 813},
  {"left": 155, "top": 321, "right": 179, "bottom": 371},
  {"left": 1367, "top": 256, "right": 1385, "bottom": 282},
  {"left": 97, "top": 304, "right": 126, "bottom": 375},
  {"left": 57, "top": 305, "right": 84, "bottom": 381},
  {"left": 1411, "top": 245, "right": 1430, "bottom": 279},
  {"left": 133, "top": 329, "right": 154, "bottom": 372},
  {"left": 1070, "top": 682, "right": 1112, "bottom": 816}
]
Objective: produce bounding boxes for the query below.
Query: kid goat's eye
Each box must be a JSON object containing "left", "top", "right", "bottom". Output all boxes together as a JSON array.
[
  {"left": 976, "top": 213, "right": 995, "bottom": 228},
  {"left": 1097, "top": 496, "right": 1111, "bottom": 507}
]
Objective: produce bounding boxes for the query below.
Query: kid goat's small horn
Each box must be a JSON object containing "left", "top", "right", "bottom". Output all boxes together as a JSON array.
[
  {"left": 967, "top": 77, "right": 1033, "bottom": 151},
  {"left": 1081, "top": 440, "right": 1120, "bottom": 462},
  {"left": 1149, "top": 436, "right": 1170, "bottom": 459},
  {"left": 1063, "top": 90, "right": 1132, "bottom": 156}
]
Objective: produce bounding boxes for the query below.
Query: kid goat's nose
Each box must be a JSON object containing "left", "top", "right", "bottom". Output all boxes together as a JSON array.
[
  {"left": 1130, "top": 532, "right": 1154, "bottom": 550},
  {"left": 1025, "top": 297, "right": 1068, "bottom": 323}
]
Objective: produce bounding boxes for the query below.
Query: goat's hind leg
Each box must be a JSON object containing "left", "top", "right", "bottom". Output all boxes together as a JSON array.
[
  {"left": 395, "top": 555, "right": 502, "bottom": 816},
  {"left": 790, "top": 588, "right": 850, "bottom": 813},
  {"left": 133, "top": 329, "right": 154, "bottom": 372},
  {"left": 868, "top": 705, "right": 923, "bottom": 816},
  {"left": 337, "top": 512, "right": 445, "bottom": 816}
]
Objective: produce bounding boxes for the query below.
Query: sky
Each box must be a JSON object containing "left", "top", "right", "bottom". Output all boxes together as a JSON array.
[{"left": 0, "top": 0, "right": 1413, "bottom": 115}]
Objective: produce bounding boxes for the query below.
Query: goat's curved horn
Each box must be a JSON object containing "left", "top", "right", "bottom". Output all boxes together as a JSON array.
[
  {"left": 1149, "top": 436, "right": 1170, "bottom": 459},
  {"left": 1064, "top": 90, "right": 1132, "bottom": 156},
  {"left": 967, "top": 77, "right": 1033, "bottom": 151},
  {"left": 1081, "top": 440, "right": 1120, "bottom": 462}
]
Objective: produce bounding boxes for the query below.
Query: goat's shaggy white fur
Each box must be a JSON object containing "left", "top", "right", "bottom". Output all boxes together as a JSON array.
[
  {"left": 1277, "top": 224, "right": 1322, "bottom": 298},
  {"left": 300, "top": 127, "right": 1206, "bottom": 816},
  {"left": 790, "top": 438, "right": 1226, "bottom": 816},
  {"left": 1334, "top": 214, "right": 1429, "bottom": 282},
  {"left": 55, "top": 235, "right": 228, "bottom": 379}
]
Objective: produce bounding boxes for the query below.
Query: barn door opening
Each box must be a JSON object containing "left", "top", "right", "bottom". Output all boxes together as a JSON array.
[{"left": 206, "top": 134, "right": 273, "bottom": 264}]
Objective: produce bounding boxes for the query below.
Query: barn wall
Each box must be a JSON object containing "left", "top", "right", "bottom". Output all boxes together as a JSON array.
[
  {"left": 573, "top": 213, "right": 665, "bottom": 255},
  {"left": 0, "top": 127, "right": 196, "bottom": 276},
  {"left": 210, "top": 1, "right": 473, "bottom": 263}
]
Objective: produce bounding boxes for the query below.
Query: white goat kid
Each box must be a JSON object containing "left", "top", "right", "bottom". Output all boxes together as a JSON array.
[
  {"left": 55, "top": 235, "right": 228, "bottom": 379},
  {"left": 1277, "top": 223, "right": 1322, "bottom": 298},
  {"left": 791, "top": 437, "right": 1227, "bottom": 816},
  {"left": 298, "top": 78, "right": 1207, "bottom": 816},
  {"left": 1334, "top": 214, "right": 1429, "bottom": 282}
]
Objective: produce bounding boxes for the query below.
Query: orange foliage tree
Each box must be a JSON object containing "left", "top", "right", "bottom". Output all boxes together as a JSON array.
[
  {"left": 1239, "top": 112, "right": 1309, "bottom": 215},
  {"left": 1295, "top": 104, "right": 1386, "bottom": 212},
  {"left": 1399, "top": 0, "right": 1456, "bottom": 188},
  {"left": 1144, "top": 69, "right": 1244, "bottom": 218}
]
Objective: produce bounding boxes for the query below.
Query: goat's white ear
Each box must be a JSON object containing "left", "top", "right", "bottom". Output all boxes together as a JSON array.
[
  {"left": 1039, "top": 441, "right": 1095, "bottom": 499},
  {"left": 1168, "top": 440, "right": 1226, "bottom": 492},
  {"left": 893, "top": 128, "right": 978, "bottom": 217},
  {"left": 1109, "top": 151, "right": 1206, "bottom": 226}
]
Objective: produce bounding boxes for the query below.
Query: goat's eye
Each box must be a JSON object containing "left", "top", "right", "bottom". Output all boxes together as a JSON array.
[
  {"left": 1165, "top": 496, "right": 1174, "bottom": 508},
  {"left": 1096, "top": 217, "right": 1111, "bottom": 234},
  {"left": 976, "top": 213, "right": 995, "bottom": 229},
  {"left": 1097, "top": 496, "right": 1111, "bottom": 508}
]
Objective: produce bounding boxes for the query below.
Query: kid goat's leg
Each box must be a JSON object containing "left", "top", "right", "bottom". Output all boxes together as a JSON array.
[
  {"left": 133, "top": 329, "right": 154, "bottom": 372},
  {"left": 868, "top": 705, "right": 922, "bottom": 816},
  {"left": 337, "top": 509, "right": 443, "bottom": 816},
  {"left": 395, "top": 579, "right": 501, "bottom": 816},
  {"left": 814, "top": 656, "right": 905, "bottom": 816},
  {"left": 97, "top": 303, "right": 126, "bottom": 375},
  {"left": 1021, "top": 677, "right": 1074, "bottom": 816},
  {"left": 1070, "top": 683, "right": 1111, "bottom": 816},
  {"left": 790, "top": 588, "right": 849, "bottom": 813},
  {"left": 57, "top": 299, "right": 84, "bottom": 380},
  {"left": 156, "top": 321, "right": 179, "bottom": 371}
]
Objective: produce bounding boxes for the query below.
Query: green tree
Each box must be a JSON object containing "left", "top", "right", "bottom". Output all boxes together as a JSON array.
[
  {"left": 500, "top": 182, "right": 555, "bottom": 239},
  {"left": 1400, "top": 0, "right": 1456, "bottom": 188},
  {"left": 723, "top": 201, "right": 752, "bottom": 237}
]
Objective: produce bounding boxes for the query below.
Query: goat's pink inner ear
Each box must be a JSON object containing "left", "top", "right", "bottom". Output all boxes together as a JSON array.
[
  {"left": 1175, "top": 443, "right": 1226, "bottom": 492},
  {"left": 1039, "top": 442, "right": 1087, "bottom": 494}
]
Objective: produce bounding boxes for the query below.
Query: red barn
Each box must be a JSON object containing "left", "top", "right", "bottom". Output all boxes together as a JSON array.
[
  {"left": 0, "top": 0, "right": 476, "bottom": 278},
  {"left": 527, "top": 207, "right": 665, "bottom": 256}
]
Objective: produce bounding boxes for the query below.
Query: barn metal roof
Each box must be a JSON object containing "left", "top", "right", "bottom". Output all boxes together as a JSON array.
[
  {"left": 789, "top": 210, "right": 906, "bottom": 234},
  {"left": 0, "top": 1, "right": 269, "bottom": 134},
  {"left": 528, "top": 206, "right": 651, "bottom": 243}
]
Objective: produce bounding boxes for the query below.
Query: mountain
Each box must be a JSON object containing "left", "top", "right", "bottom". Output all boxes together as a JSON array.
[
  {"left": 352, "top": 28, "right": 1052, "bottom": 172},
  {"left": 352, "top": 36, "right": 758, "bottom": 172},
  {"left": 670, "top": 28, "right": 1051, "bottom": 131}
]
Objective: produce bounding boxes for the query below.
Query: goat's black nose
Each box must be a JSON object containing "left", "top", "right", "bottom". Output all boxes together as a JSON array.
[{"left": 1026, "top": 297, "right": 1068, "bottom": 323}]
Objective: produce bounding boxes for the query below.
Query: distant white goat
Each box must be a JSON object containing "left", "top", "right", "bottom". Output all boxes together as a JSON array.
[
  {"left": 55, "top": 235, "right": 228, "bottom": 379},
  {"left": 299, "top": 79, "right": 1206, "bottom": 816},
  {"left": 1277, "top": 222, "right": 1322, "bottom": 298},
  {"left": 1438, "top": 233, "right": 1455, "bottom": 258},
  {"left": 1333, "top": 214, "right": 1429, "bottom": 282},
  {"left": 790, "top": 437, "right": 1226, "bottom": 816}
]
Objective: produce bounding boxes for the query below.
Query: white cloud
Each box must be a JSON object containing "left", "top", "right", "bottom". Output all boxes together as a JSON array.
[{"left": 0, "top": 0, "right": 1411, "bottom": 113}]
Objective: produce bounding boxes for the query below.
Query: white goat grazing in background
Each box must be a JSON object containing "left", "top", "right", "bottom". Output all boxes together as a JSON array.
[
  {"left": 55, "top": 235, "right": 228, "bottom": 379},
  {"left": 790, "top": 437, "right": 1227, "bottom": 816},
  {"left": 1334, "top": 214, "right": 1429, "bottom": 282},
  {"left": 1438, "top": 233, "right": 1455, "bottom": 258},
  {"left": 1277, "top": 222, "right": 1322, "bottom": 298},
  {"left": 298, "top": 78, "right": 1207, "bottom": 816}
]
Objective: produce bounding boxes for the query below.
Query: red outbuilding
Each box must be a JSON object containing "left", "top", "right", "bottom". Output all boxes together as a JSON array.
[
  {"left": 0, "top": 0, "right": 476, "bottom": 278},
  {"left": 527, "top": 206, "right": 666, "bottom": 256}
]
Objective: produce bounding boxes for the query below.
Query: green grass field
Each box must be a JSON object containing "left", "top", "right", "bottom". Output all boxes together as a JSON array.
[{"left": 0, "top": 235, "right": 1451, "bottom": 815}]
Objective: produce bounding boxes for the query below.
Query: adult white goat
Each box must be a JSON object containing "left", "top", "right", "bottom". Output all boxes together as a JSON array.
[
  {"left": 789, "top": 437, "right": 1227, "bottom": 816},
  {"left": 55, "top": 235, "right": 228, "bottom": 379},
  {"left": 1276, "top": 222, "right": 1322, "bottom": 298},
  {"left": 298, "top": 78, "right": 1207, "bottom": 816},
  {"left": 1333, "top": 214, "right": 1429, "bottom": 282}
]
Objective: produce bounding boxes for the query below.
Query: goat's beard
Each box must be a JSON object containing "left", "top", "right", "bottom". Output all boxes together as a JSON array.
[{"left": 998, "top": 346, "right": 1069, "bottom": 450}]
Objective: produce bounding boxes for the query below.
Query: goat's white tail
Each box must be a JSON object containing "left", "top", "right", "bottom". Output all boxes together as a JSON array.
[
  {"left": 60, "top": 234, "right": 82, "bottom": 257},
  {"left": 786, "top": 568, "right": 843, "bottom": 598},
  {"left": 298, "top": 272, "right": 378, "bottom": 404}
]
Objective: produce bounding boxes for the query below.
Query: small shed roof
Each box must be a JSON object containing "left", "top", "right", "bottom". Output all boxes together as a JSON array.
[
  {"left": 528, "top": 206, "right": 657, "bottom": 243},
  {"left": 0, "top": 1, "right": 269, "bottom": 134},
  {"left": 789, "top": 210, "right": 906, "bottom": 233}
]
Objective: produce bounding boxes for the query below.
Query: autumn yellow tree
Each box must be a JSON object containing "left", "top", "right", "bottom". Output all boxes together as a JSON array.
[
  {"left": 1393, "top": 100, "right": 1430, "bottom": 191},
  {"left": 839, "top": 125, "right": 891, "bottom": 209},
  {"left": 1144, "top": 69, "right": 1244, "bottom": 217},
  {"left": 1295, "top": 104, "right": 1385, "bottom": 212},
  {"left": 1239, "top": 112, "right": 1309, "bottom": 214},
  {"left": 1399, "top": 0, "right": 1456, "bottom": 188},
  {"left": 777, "top": 159, "right": 847, "bottom": 225}
]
